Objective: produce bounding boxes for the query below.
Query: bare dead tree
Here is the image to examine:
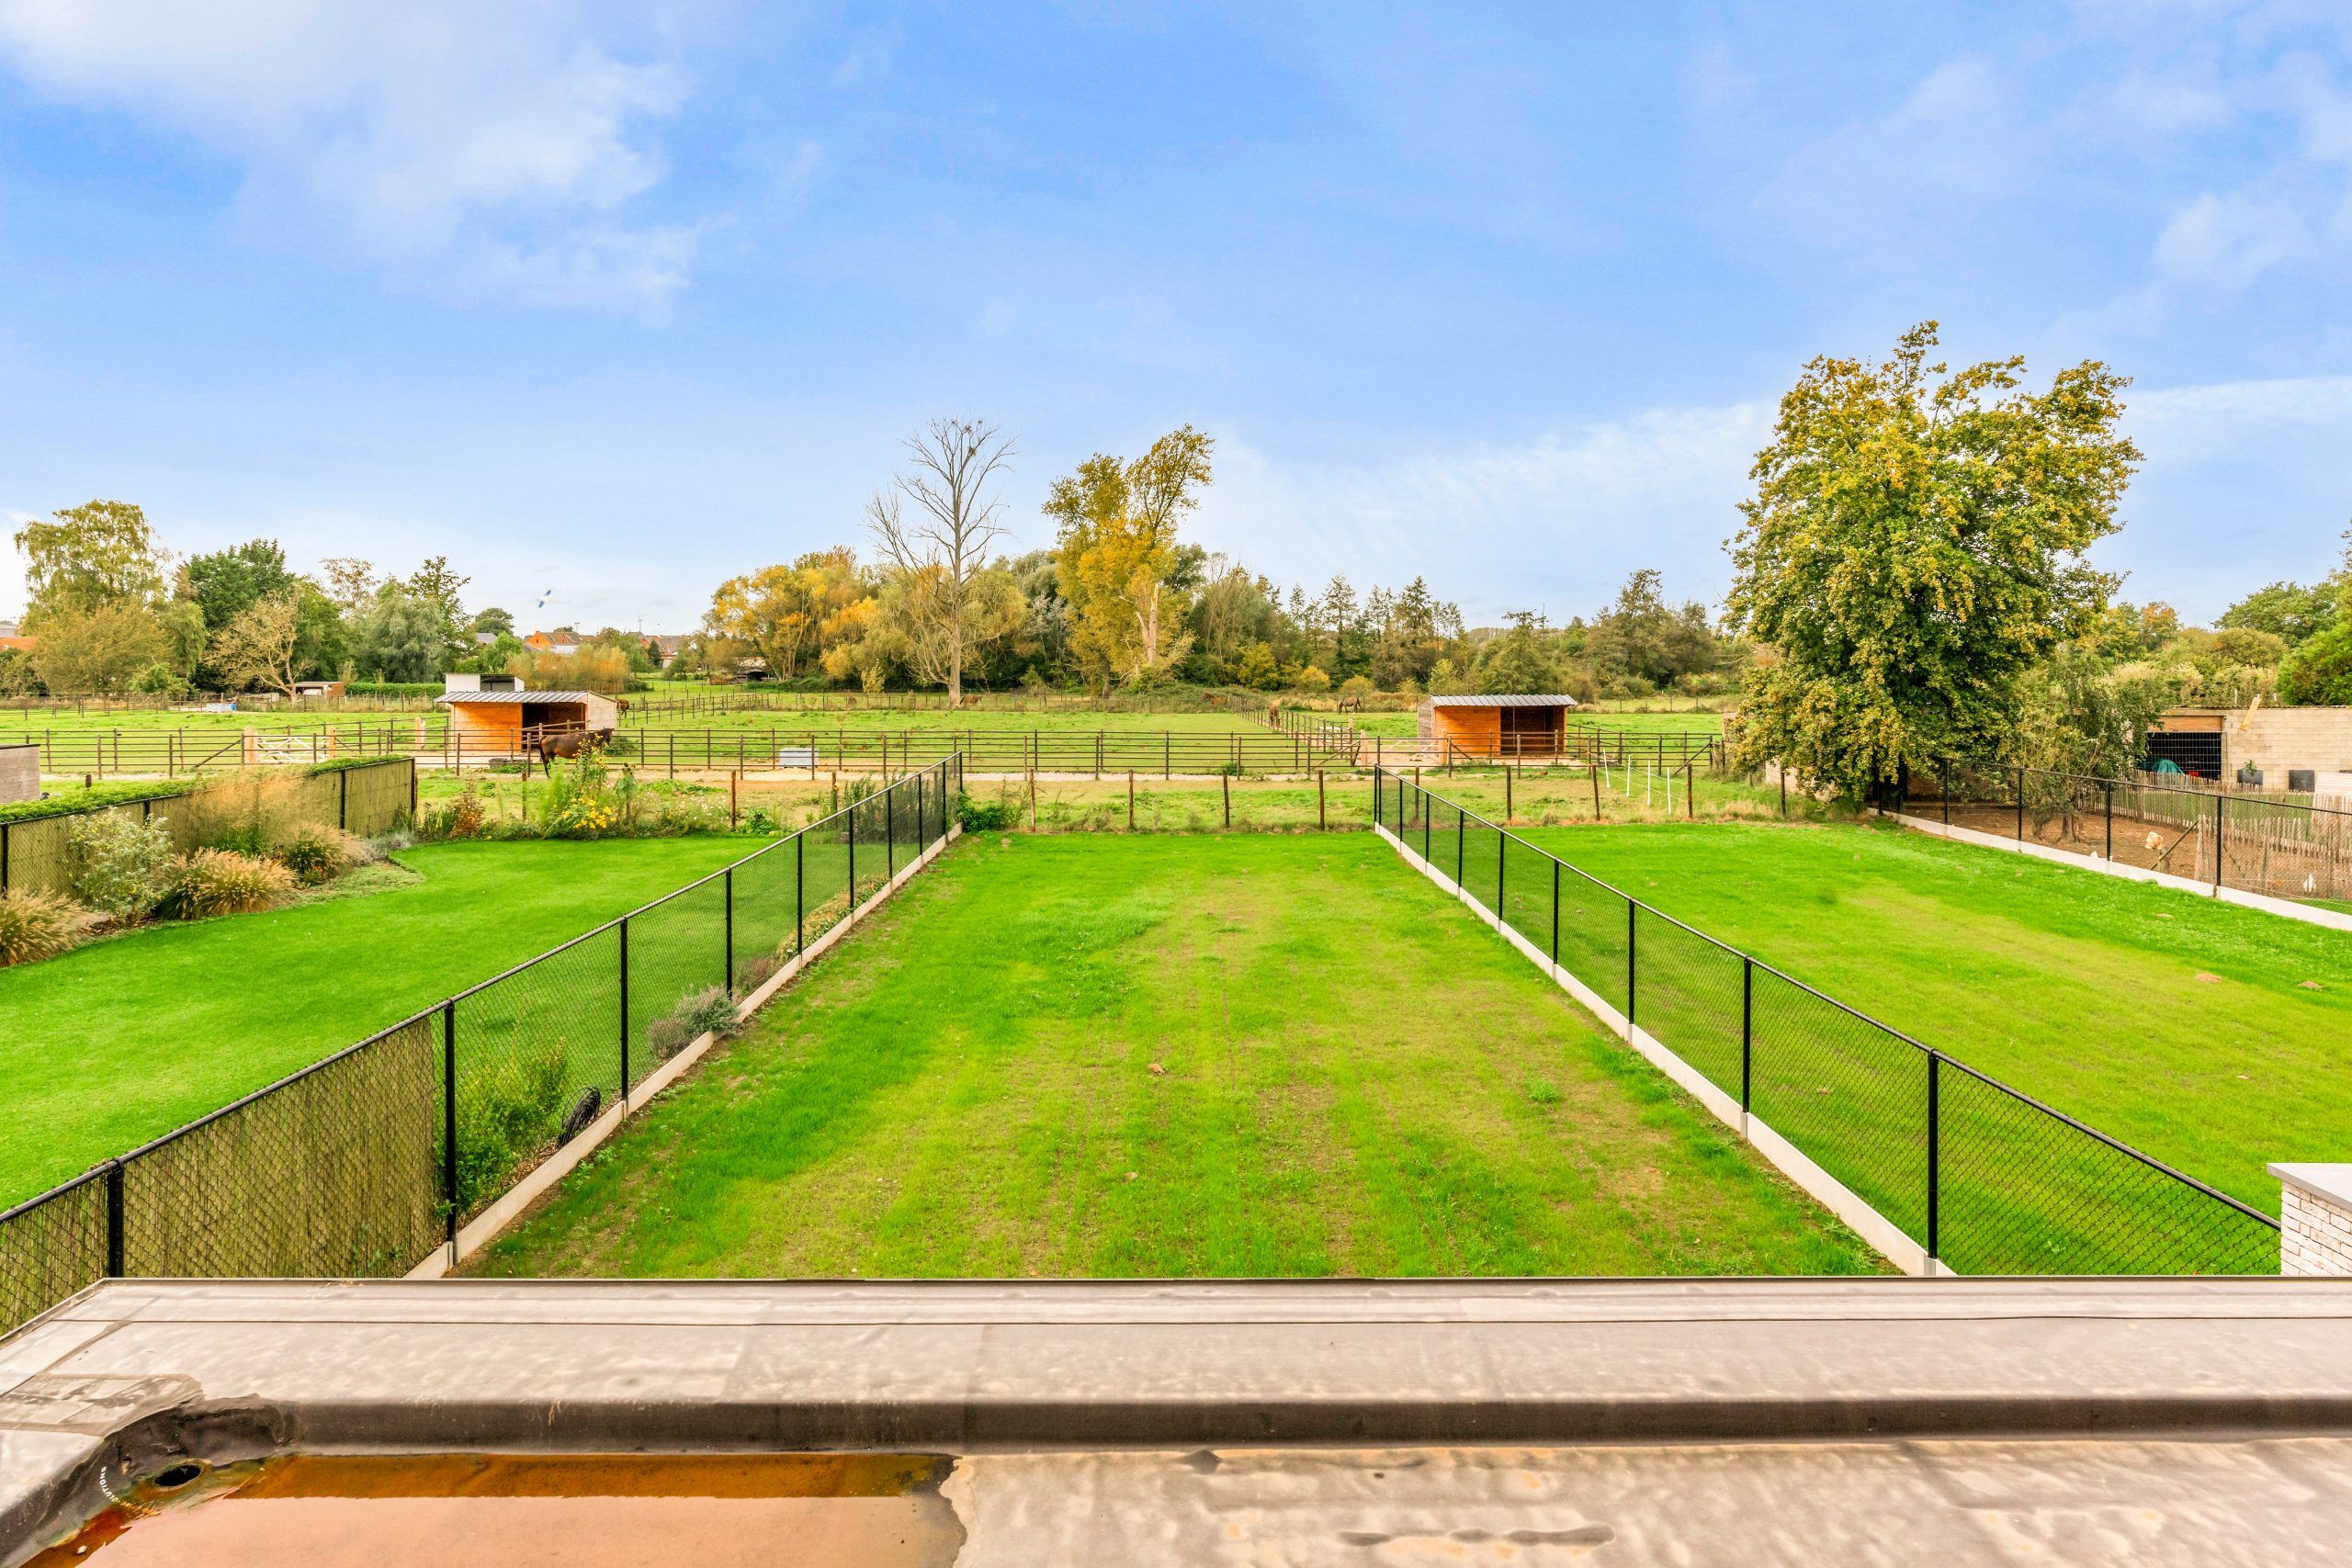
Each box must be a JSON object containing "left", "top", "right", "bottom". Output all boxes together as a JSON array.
[{"left": 865, "top": 417, "right": 1017, "bottom": 704}]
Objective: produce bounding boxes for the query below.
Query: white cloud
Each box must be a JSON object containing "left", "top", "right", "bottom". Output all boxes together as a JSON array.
[
  {"left": 1194, "top": 404, "right": 1771, "bottom": 623},
  {"left": 0, "top": 0, "right": 707, "bottom": 310}
]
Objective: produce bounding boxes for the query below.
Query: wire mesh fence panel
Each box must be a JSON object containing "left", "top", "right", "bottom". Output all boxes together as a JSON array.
[
  {"left": 729, "top": 838, "right": 799, "bottom": 975},
  {"left": 342, "top": 760, "right": 414, "bottom": 835},
  {"left": 1554, "top": 868, "right": 1632, "bottom": 1018},
  {"left": 1630, "top": 909, "right": 1745, "bottom": 1100},
  {"left": 449, "top": 925, "right": 624, "bottom": 1218},
  {"left": 1747, "top": 969, "right": 1928, "bottom": 1246},
  {"left": 120, "top": 1016, "right": 439, "bottom": 1280},
  {"left": 0, "top": 1174, "right": 108, "bottom": 1337},
  {"left": 1459, "top": 815, "right": 1503, "bottom": 915},
  {"left": 624, "top": 877, "right": 732, "bottom": 1086},
  {"left": 1937, "top": 1066, "right": 2278, "bottom": 1275},
  {"left": 799, "top": 806, "right": 855, "bottom": 945},
  {"left": 0, "top": 811, "right": 84, "bottom": 897},
  {"left": 1497, "top": 832, "right": 1553, "bottom": 955}
]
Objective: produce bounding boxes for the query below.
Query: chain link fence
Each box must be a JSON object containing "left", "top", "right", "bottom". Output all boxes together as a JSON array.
[
  {"left": 0, "top": 757, "right": 959, "bottom": 1336},
  {"left": 1904, "top": 761, "right": 2352, "bottom": 910},
  {"left": 0, "top": 758, "right": 413, "bottom": 897},
  {"left": 1372, "top": 766, "right": 2280, "bottom": 1276}
]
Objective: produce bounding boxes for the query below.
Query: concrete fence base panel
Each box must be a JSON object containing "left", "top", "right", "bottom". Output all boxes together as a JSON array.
[{"left": 1374, "top": 822, "right": 1939, "bottom": 1277}]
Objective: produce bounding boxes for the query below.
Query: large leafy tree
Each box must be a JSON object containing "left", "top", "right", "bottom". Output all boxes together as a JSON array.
[
  {"left": 1725, "top": 323, "right": 2139, "bottom": 797},
  {"left": 1046, "top": 425, "right": 1214, "bottom": 687},
  {"left": 704, "top": 547, "right": 871, "bottom": 679},
  {"left": 186, "top": 539, "right": 297, "bottom": 633},
  {"left": 14, "top": 500, "right": 166, "bottom": 615},
  {"left": 354, "top": 584, "right": 453, "bottom": 681}
]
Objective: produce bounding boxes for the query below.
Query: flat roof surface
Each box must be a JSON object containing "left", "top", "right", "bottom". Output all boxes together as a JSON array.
[
  {"left": 1424, "top": 694, "right": 1580, "bottom": 707},
  {"left": 10, "top": 1278, "right": 2352, "bottom": 1562}
]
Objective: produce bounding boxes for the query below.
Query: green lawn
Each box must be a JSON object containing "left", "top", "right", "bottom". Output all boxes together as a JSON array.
[
  {"left": 1506, "top": 818, "right": 2351, "bottom": 1213},
  {"left": 0, "top": 835, "right": 770, "bottom": 1204},
  {"left": 473, "top": 834, "right": 1880, "bottom": 1279}
]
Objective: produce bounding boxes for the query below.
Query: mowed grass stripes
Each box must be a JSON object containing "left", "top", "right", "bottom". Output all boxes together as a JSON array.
[{"left": 473, "top": 833, "right": 1882, "bottom": 1278}]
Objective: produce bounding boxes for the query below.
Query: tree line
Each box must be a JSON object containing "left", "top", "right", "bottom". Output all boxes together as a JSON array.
[
  {"left": 0, "top": 502, "right": 660, "bottom": 696},
  {"left": 693, "top": 420, "right": 1741, "bottom": 702}
]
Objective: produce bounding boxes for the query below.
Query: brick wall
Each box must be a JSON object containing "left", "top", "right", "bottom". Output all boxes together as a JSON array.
[{"left": 2273, "top": 1165, "right": 2352, "bottom": 1276}]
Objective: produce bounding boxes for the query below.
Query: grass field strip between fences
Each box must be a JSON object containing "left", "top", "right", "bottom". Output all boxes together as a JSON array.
[
  {"left": 0, "top": 757, "right": 415, "bottom": 897},
  {"left": 1369, "top": 767, "right": 2282, "bottom": 1278},
  {"left": 1891, "top": 761, "right": 2352, "bottom": 931},
  {"left": 0, "top": 758, "right": 961, "bottom": 1336}
]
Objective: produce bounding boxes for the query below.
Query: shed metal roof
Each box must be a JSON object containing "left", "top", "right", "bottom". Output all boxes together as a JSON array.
[
  {"left": 434, "top": 690, "right": 614, "bottom": 705},
  {"left": 1422, "top": 694, "right": 1580, "bottom": 707}
]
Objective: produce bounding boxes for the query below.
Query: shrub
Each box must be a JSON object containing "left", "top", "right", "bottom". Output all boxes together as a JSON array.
[
  {"left": 167, "top": 849, "right": 296, "bottom": 919},
  {"left": 2279, "top": 623, "right": 2352, "bottom": 706},
  {"left": 423, "top": 784, "right": 487, "bottom": 841},
  {"left": 69, "top": 809, "right": 175, "bottom": 922},
  {"left": 446, "top": 1039, "right": 569, "bottom": 1211},
  {"left": 537, "top": 752, "right": 636, "bottom": 839},
  {"left": 645, "top": 985, "right": 743, "bottom": 1063},
  {"left": 0, "top": 890, "right": 83, "bottom": 966},
  {"left": 956, "top": 792, "right": 1018, "bottom": 831},
  {"left": 273, "top": 822, "right": 363, "bottom": 885},
  {"left": 737, "top": 951, "right": 785, "bottom": 993},
  {"left": 1295, "top": 664, "right": 1331, "bottom": 693}
]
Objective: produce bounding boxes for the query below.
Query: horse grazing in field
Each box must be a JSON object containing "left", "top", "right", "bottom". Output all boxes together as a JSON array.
[{"left": 529, "top": 727, "right": 610, "bottom": 764}]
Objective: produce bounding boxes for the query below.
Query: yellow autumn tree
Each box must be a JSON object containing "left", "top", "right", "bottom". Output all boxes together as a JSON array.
[
  {"left": 1045, "top": 426, "right": 1213, "bottom": 687},
  {"left": 703, "top": 547, "right": 872, "bottom": 679}
]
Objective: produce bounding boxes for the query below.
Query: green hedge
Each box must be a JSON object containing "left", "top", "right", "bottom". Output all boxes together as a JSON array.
[
  {"left": 343, "top": 677, "right": 444, "bottom": 695},
  {"left": 0, "top": 780, "right": 199, "bottom": 825}
]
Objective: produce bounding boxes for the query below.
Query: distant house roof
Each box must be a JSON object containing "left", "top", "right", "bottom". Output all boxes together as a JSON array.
[
  {"left": 435, "top": 690, "right": 614, "bottom": 706},
  {"left": 1423, "top": 694, "right": 1580, "bottom": 707}
]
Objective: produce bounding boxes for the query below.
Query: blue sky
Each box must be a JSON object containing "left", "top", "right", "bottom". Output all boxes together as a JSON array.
[{"left": 2, "top": 1, "right": 2349, "bottom": 632}]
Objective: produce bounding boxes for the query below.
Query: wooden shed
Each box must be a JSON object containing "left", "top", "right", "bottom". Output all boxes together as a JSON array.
[
  {"left": 1418, "top": 694, "right": 1579, "bottom": 758},
  {"left": 435, "top": 687, "right": 620, "bottom": 761}
]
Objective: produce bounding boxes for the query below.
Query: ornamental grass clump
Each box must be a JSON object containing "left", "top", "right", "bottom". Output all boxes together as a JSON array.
[
  {"left": 0, "top": 889, "right": 83, "bottom": 967},
  {"left": 272, "top": 821, "right": 365, "bottom": 885},
  {"left": 167, "top": 848, "right": 297, "bottom": 919}
]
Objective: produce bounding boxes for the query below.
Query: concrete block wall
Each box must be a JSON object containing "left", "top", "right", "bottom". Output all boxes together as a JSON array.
[
  {"left": 2273, "top": 1166, "right": 2352, "bottom": 1276},
  {"left": 2222, "top": 708, "right": 2352, "bottom": 779}
]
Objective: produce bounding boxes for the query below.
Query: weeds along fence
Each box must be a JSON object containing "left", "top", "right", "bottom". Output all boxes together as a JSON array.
[
  {"left": 1370, "top": 767, "right": 2280, "bottom": 1276},
  {"left": 1904, "top": 762, "right": 2352, "bottom": 908},
  {"left": 0, "top": 758, "right": 413, "bottom": 898},
  {"left": 0, "top": 757, "right": 960, "bottom": 1337}
]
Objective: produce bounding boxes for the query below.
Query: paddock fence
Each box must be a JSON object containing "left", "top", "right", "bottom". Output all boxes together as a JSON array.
[
  {"left": 1371, "top": 766, "right": 2281, "bottom": 1277},
  {"left": 0, "top": 724, "right": 1370, "bottom": 779},
  {"left": 1903, "top": 762, "right": 2352, "bottom": 908},
  {"left": 0, "top": 758, "right": 961, "bottom": 1337},
  {"left": 0, "top": 758, "right": 414, "bottom": 898}
]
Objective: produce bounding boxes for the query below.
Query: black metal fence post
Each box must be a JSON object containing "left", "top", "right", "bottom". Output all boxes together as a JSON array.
[
  {"left": 2104, "top": 783, "right": 2113, "bottom": 860},
  {"left": 1549, "top": 858, "right": 1559, "bottom": 966},
  {"left": 1927, "top": 1052, "right": 1942, "bottom": 1265},
  {"left": 1740, "top": 958, "right": 1752, "bottom": 1113},
  {"left": 618, "top": 918, "right": 631, "bottom": 1094},
  {"left": 1940, "top": 761, "right": 1951, "bottom": 828},
  {"left": 795, "top": 830, "right": 805, "bottom": 955},
  {"left": 1454, "top": 807, "right": 1464, "bottom": 887},
  {"left": 2016, "top": 768, "right": 2025, "bottom": 842},
  {"left": 104, "top": 1159, "right": 125, "bottom": 1277},
  {"left": 1497, "top": 828, "right": 1505, "bottom": 917},
  {"left": 886, "top": 783, "right": 896, "bottom": 882},
  {"left": 1624, "top": 901, "right": 1637, "bottom": 1030},
  {"left": 441, "top": 1000, "right": 458, "bottom": 1250},
  {"left": 723, "top": 868, "right": 734, "bottom": 994},
  {"left": 849, "top": 795, "right": 859, "bottom": 908}
]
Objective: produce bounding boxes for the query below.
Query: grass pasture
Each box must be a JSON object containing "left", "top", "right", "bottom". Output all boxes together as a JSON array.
[
  {"left": 0, "top": 834, "right": 773, "bottom": 1205},
  {"left": 473, "top": 833, "right": 1881, "bottom": 1280},
  {"left": 1506, "top": 819, "right": 2351, "bottom": 1215}
]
